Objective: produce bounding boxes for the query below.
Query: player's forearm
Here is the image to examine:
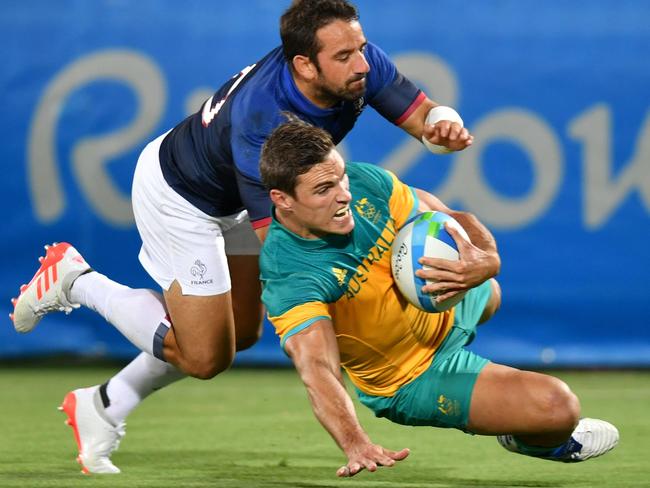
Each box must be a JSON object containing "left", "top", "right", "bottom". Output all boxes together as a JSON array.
[
  {"left": 448, "top": 211, "right": 501, "bottom": 274},
  {"left": 299, "top": 361, "right": 371, "bottom": 453}
]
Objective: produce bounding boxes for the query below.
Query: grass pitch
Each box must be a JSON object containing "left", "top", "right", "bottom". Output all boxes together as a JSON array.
[{"left": 0, "top": 366, "right": 648, "bottom": 487}]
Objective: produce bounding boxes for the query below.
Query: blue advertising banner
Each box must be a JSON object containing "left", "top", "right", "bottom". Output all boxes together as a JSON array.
[{"left": 1, "top": 1, "right": 649, "bottom": 366}]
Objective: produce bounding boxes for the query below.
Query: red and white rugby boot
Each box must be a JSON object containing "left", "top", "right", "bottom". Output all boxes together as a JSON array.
[
  {"left": 59, "top": 386, "right": 125, "bottom": 474},
  {"left": 10, "top": 242, "right": 90, "bottom": 333}
]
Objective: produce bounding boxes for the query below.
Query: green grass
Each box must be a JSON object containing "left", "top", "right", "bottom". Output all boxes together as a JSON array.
[{"left": 0, "top": 367, "right": 648, "bottom": 487}]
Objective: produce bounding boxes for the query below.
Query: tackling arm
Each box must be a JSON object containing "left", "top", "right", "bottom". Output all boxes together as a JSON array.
[
  {"left": 398, "top": 97, "right": 473, "bottom": 153},
  {"left": 284, "top": 319, "right": 409, "bottom": 477}
]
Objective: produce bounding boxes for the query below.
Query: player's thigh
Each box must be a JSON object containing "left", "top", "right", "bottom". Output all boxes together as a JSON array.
[
  {"left": 223, "top": 214, "right": 264, "bottom": 350},
  {"left": 163, "top": 281, "right": 235, "bottom": 363},
  {"left": 132, "top": 147, "right": 240, "bottom": 360},
  {"left": 467, "top": 363, "right": 580, "bottom": 435},
  {"left": 357, "top": 346, "right": 488, "bottom": 430},
  {"left": 227, "top": 255, "right": 263, "bottom": 350}
]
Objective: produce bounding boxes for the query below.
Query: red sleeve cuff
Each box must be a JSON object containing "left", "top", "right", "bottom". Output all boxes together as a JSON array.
[
  {"left": 251, "top": 216, "right": 272, "bottom": 230},
  {"left": 394, "top": 91, "right": 426, "bottom": 126}
]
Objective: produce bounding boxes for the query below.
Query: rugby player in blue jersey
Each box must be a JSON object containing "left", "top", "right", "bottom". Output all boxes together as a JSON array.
[
  {"left": 259, "top": 118, "right": 619, "bottom": 478},
  {"left": 12, "top": 0, "right": 474, "bottom": 474}
]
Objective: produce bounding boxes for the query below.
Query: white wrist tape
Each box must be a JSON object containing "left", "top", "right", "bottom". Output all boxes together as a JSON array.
[{"left": 422, "top": 105, "right": 463, "bottom": 154}]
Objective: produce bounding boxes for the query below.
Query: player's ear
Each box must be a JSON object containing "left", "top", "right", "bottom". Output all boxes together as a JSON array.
[
  {"left": 270, "top": 189, "right": 293, "bottom": 211},
  {"left": 292, "top": 55, "right": 317, "bottom": 81}
]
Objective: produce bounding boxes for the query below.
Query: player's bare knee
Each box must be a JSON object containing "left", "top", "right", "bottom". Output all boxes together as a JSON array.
[
  {"left": 537, "top": 378, "right": 581, "bottom": 431},
  {"left": 185, "top": 357, "right": 232, "bottom": 380},
  {"left": 180, "top": 350, "right": 235, "bottom": 380},
  {"left": 235, "top": 321, "right": 263, "bottom": 351}
]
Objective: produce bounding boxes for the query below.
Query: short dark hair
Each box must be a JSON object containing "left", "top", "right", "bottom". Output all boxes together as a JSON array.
[
  {"left": 280, "top": 0, "right": 359, "bottom": 70},
  {"left": 260, "top": 114, "right": 335, "bottom": 196}
]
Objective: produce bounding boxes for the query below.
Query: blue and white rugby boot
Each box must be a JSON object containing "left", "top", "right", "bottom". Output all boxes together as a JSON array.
[{"left": 497, "top": 418, "right": 619, "bottom": 462}]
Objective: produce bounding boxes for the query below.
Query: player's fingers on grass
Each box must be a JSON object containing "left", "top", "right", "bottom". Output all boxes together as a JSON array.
[
  {"left": 337, "top": 462, "right": 363, "bottom": 477},
  {"left": 374, "top": 453, "right": 396, "bottom": 467},
  {"left": 386, "top": 447, "right": 411, "bottom": 461},
  {"left": 364, "top": 460, "right": 378, "bottom": 472},
  {"left": 348, "top": 462, "right": 364, "bottom": 476}
]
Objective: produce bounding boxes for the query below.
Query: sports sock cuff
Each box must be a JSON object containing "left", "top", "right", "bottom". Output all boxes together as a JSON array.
[
  {"left": 152, "top": 322, "right": 170, "bottom": 362},
  {"left": 92, "top": 386, "right": 118, "bottom": 427},
  {"left": 99, "top": 382, "right": 111, "bottom": 408}
]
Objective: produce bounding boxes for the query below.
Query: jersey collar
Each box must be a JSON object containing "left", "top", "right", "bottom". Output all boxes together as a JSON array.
[{"left": 270, "top": 206, "right": 352, "bottom": 249}]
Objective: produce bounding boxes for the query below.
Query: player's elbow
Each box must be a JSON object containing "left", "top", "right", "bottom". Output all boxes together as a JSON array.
[{"left": 478, "top": 279, "right": 502, "bottom": 324}]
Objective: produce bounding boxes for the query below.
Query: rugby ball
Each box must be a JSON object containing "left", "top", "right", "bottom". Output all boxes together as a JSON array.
[{"left": 391, "top": 211, "right": 469, "bottom": 312}]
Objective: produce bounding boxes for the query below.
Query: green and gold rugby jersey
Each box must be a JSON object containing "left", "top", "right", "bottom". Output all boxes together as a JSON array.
[{"left": 260, "top": 162, "right": 455, "bottom": 397}]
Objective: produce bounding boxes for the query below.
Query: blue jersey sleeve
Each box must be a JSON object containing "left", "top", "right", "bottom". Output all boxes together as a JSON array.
[{"left": 365, "top": 43, "right": 424, "bottom": 124}]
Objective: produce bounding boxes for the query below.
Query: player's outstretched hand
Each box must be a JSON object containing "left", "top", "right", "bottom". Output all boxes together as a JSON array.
[
  {"left": 423, "top": 120, "right": 473, "bottom": 152},
  {"left": 417, "top": 222, "right": 497, "bottom": 302},
  {"left": 336, "top": 444, "right": 410, "bottom": 478}
]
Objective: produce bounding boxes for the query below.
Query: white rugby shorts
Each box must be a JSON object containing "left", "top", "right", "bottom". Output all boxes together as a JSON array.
[{"left": 131, "top": 132, "right": 261, "bottom": 296}]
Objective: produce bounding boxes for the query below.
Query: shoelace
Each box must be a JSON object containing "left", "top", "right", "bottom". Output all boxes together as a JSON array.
[
  {"left": 111, "top": 422, "right": 127, "bottom": 452},
  {"left": 33, "top": 301, "right": 73, "bottom": 316},
  {"left": 94, "top": 422, "right": 127, "bottom": 457}
]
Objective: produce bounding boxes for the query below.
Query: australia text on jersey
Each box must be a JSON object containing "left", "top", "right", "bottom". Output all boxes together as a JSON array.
[{"left": 343, "top": 216, "right": 398, "bottom": 300}]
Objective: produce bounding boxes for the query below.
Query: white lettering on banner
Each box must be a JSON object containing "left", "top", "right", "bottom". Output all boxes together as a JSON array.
[
  {"left": 382, "top": 53, "right": 648, "bottom": 229},
  {"left": 569, "top": 104, "right": 650, "bottom": 229},
  {"left": 28, "top": 50, "right": 165, "bottom": 226},
  {"left": 443, "top": 109, "right": 563, "bottom": 229}
]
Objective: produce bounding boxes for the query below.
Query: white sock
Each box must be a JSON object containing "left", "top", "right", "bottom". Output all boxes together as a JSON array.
[
  {"left": 70, "top": 271, "right": 169, "bottom": 358},
  {"left": 101, "top": 352, "right": 186, "bottom": 425}
]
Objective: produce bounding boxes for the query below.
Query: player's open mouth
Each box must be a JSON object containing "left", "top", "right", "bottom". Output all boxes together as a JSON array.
[{"left": 333, "top": 205, "right": 350, "bottom": 219}]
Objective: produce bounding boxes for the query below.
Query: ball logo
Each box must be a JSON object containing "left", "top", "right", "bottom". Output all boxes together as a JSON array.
[
  {"left": 391, "top": 211, "right": 467, "bottom": 312},
  {"left": 392, "top": 243, "right": 408, "bottom": 281}
]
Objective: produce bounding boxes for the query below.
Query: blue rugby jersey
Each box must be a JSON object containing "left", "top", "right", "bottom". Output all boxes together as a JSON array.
[{"left": 159, "top": 43, "right": 424, "bottom": 228}]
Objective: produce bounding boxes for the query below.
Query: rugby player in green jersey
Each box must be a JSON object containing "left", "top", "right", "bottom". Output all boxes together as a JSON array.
[{"left": 259, "top": 118, "right": 619, "bottom": 478}]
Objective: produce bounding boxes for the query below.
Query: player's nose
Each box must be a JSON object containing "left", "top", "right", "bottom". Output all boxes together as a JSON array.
[{"left": 354, "top": 50, "right": 370, "bottom": 74}]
